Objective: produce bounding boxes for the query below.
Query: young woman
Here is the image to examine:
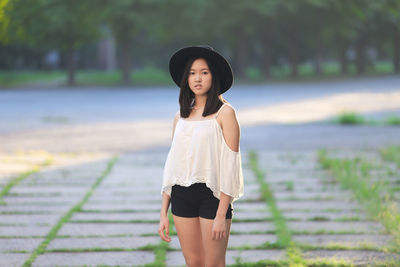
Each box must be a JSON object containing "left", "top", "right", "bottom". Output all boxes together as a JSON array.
[{"left": 158, "top": 45, "right": 244, "bottom": 267}]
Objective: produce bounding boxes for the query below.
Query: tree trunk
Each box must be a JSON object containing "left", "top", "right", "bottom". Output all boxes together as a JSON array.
[
  {"left": 356, "top": 39, "right": 365, "bottom": 75},
  {"left": 290, "top": 39, "right": 298, "bottom": 78},
  {"left": 313, "top": 36, "right": 322, "bottom": 75},
  {"left": 235, "top": 28, "right": 247, "bottom": 79},
  {"left": 121, "top": 40, "right": 131, "bottom": 84},
  {"left": 66, "top": 46, "right": 76, "bottom": 86},
  {"left": 261, "top": 22, "right": 272, "bottom": 78},
  {"left": 340, "top": 45, "right": 348, "bottom": 75},
  {"left": 394, "top": 25, "right": 400, "bottom": 73}
]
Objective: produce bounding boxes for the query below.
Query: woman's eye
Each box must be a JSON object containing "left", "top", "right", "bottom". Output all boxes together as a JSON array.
[{"left": 203, "top": 72, "right": 208, "bottom": 74}]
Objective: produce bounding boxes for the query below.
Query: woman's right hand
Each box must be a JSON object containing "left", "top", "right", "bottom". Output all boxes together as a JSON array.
[{"left": 158, "top": 215, "right": 171, "bottom": 242}]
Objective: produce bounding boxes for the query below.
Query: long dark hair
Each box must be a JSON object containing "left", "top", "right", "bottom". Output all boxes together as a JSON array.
[{"left": 178, "top": 56, "right": 227, "bottom": 118}]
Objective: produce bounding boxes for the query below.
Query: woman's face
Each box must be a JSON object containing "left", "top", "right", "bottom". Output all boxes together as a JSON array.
[{"left": 188, "top": 58, "right": 212, "bottom": 96}]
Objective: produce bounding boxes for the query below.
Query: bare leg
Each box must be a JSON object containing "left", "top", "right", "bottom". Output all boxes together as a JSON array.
[
  {"left": 173, "top": 215, "right": 205, "bottom": 267},
  {"left": 199, "top": 218, "right": 232, "bottom": 267}
]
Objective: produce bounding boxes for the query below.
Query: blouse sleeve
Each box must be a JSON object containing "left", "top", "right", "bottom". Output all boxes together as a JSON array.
[{"left": 219, "top": 141, "right": 244, "bottom": 203}]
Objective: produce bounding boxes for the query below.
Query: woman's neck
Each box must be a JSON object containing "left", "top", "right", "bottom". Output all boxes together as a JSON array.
[{"left": 193, "top": 95, "right": 207, "bottom": 107}]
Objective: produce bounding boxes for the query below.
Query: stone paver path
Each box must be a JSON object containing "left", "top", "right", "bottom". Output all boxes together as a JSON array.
[{"left": 1, "top": 147, "right": 400, "bottom": 266}]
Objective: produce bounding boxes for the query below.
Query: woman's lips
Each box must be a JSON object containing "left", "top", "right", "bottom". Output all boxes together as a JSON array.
[{"left": 195, "top": 85, "right": 202, "bottom": 89}]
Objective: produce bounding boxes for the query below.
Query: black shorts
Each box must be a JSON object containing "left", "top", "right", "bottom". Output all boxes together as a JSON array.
[{"left": 171, "top": 183, "right": 233, "bottom": 219}]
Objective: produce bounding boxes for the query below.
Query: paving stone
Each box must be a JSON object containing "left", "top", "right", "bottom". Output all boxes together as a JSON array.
[
  {"left": 89, "top": 194, "right": 162, "bottom": 203},
  {"left": 3, "top": 197, "right": 78, "bottom": 205},
  {"left": 71, "top": 212, "right": 160, "bottom": 222},
  {"left": 168, "top": 237, "right": 181, "bottom": 250},
  {"left": 270, "top": 183, "right": 339, "bottom": 192},
  {"left": 282, "top": 210, "right": 366, "bottom": 221},
  {"left": 233, "top": 210, "right": 272, "bottom": 221},
  {"left": 226, "top": 249, "right": 286, "bottom": 264},
  {"left": 0, "top": 253, "right": 30, "bottom": 267},
  {"left": 230, "top": 222, "right": 275, "bottom": 233},
  {"left": 0, "top": 205, "right": 70, "bottom": 213},
  {"left": 233, "top": 202, "right": 268, "bottom": 211},
  {"left": 277, "top": 200, "right": 362, "bottom": 211},
  {"left": 166, "top": 249, "right": 286, "bottom": 266},
  {"left": 57, "top": 223, "right": 158, "bottom": 236},
  {"left": 292, "top": 234, "right": 394, "bottom": 247},
  {"left": 274, "top": 191, "right": 353, "bottom": 201},
  {"left": 0, "top": 225, "right": 50, "bottom": 237},
  {"left": 20, "top": 181, "right": 94, "bottom": 187},
  {"left": 239, "top": 192, "right": 262, "bottom": 202},
  {"left": 302, "top": 249, "right": 400, "bottom": 265},
  {"left": 240, "top": 183, "right": 260, "bottom": 193},
  {"left": 228, "top": 234, "right": 277, "bottom": 248},
  {"left": 93, "top": 187, "right": 159, "bottom": 196},
  {"left": 82, "top": 202, "right": 161, "bottom": 212},
  {"left": 10, "top": 186, "right": 89, "bottom": 194},
  {"left": 266, "top": 175, "right": 323, "bottom": 185},
  {"left": 47, "top": 236, "right": 160, "bottom": 250},
  {"left": 0, "top": 238, "right": 44, "bottom": 252},
  {"left": 0, "top": 214, "right": 61, "bottom": 225},
  {"left": 32, "top": 251, "right": 154, "bottom": 267},
  {"left": 287, "top": 221, "right": 384, "bottom": 233}
]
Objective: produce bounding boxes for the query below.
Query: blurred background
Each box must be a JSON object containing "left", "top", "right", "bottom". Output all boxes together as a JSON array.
[
  {"left": 1, "top": 1, "right": 400, "bottom": 266},
  {"left": 0, "top": 0, "right": 399, "bottom": 87}
]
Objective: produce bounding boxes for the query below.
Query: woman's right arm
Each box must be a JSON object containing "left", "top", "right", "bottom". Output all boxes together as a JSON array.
[
  {"left": 158, "top": 112, "right": 180, "bottom": 242},
  {"left": 158, "top": 192, "right": 171, "bottom": 242}
]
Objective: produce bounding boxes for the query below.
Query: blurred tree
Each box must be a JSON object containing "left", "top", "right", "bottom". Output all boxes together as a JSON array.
[
  {"left": 0, "top": 0, "right": 105, "bottom": 85},
  {"left": 274, "top": 0, "right": 306, "bottom": 78},
  {"left": 103, "top": 0, "right": 160, "bottom": 84},
  {"left": 380, "top": 0, "right": 400, "bottom": 73},
  {"left": 245, "top": 0, "right": 279, "bottom": 78},
  {"left": 206, "top": 0, "right": 262, "bottom": 79}
]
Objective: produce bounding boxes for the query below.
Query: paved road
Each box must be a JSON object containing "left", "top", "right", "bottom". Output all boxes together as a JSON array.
[{"left": 1, "top": 75, "right": 400, "bottom": 134}]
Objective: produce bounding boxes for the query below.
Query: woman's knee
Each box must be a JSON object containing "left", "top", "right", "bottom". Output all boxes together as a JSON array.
[
  {"left": 184, "top": 254, "right": 204, "bottom": 267},
  {"left": 205, "top": 257, "right": 225, "bottom": 267}
]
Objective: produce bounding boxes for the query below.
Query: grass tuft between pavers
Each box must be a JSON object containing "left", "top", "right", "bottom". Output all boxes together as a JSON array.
[
  {"left": 248, "top": 150, "right": 307, "bottom": 266},
  {"left": 20, "top": 156, "right": 119, "bottom": 267},
  {"left": 379, "top": 145, "right": 400, "bottom": 168},
  {"left": 0, "top": 152, "right": 54, "bottom": 205},
  {"left": 142, "top": 211, "right": 174, "bottom": 267},
  {"left": 317, "top": 148, "right": 400, "bottom": 253}
]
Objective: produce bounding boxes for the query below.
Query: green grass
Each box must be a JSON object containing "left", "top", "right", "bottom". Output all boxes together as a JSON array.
[
  {"left": 285, "top": 181, "right": 294, "bottom": 191},
  {"left": 334, "top": 112, "right": 367, "bottom": 125},
  {"left": 0, "top": 155, "right": 53, "bottom": 205},
  {"left": 331, "top": 112, "right": 400, "bottom": 126},
  {"left": 385, "top": 115, "right": 400, "bottom": 125},
  {"left": 317, "top": 148, "right": 400, "bottom": 253},
  {"left": 21, "top": 156, "right": 119, "bottom": 267},
  {"left": 248, "top": 150, "right": 309, "bottom": 266},
  {"left": 0, "top": 61, "right": 396, "bottom": 88},
  {"left": 380, "top": 146, "right": 400, "bottom": 168},
  {"left": 143, "top": 210, "right": 174, "bottom": 267},
  {"left": 0, "top": 70, "right": 65, "bottom": 87},
  {"left": 248, "top": 150, "right": 293, "bottom": 248}
]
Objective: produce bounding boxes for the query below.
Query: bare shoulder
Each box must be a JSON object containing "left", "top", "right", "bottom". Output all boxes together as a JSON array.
[
  {"left": 219, "top": 103, "right": 240, "bottom": 151},
  {"left": 220, "top": 104, "right": 237, "bottom": 121}
]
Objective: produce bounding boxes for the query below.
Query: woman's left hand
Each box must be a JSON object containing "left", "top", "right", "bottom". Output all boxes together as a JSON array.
[{"left": 211, "top": 216, "right": 226, "bottom": 240}]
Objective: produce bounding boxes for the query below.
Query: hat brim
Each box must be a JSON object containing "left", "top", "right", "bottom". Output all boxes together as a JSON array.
[{"left": 169, "top": 46, "right": 233, "bottom": 95}]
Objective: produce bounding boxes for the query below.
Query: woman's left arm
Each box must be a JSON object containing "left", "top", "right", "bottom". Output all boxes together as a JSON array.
[{"left": 212, "top": 105, "right": 240, "bottom": 240}]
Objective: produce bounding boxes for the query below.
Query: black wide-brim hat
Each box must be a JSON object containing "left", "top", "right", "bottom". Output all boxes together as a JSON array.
[{"left": 169, "top": 45, "right": 233, "bottom": 94}]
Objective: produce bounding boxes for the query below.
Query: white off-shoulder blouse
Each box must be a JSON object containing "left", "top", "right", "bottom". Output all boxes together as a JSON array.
[{"left": 161, "top": 102, "right": 244, "bottom": 204}]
